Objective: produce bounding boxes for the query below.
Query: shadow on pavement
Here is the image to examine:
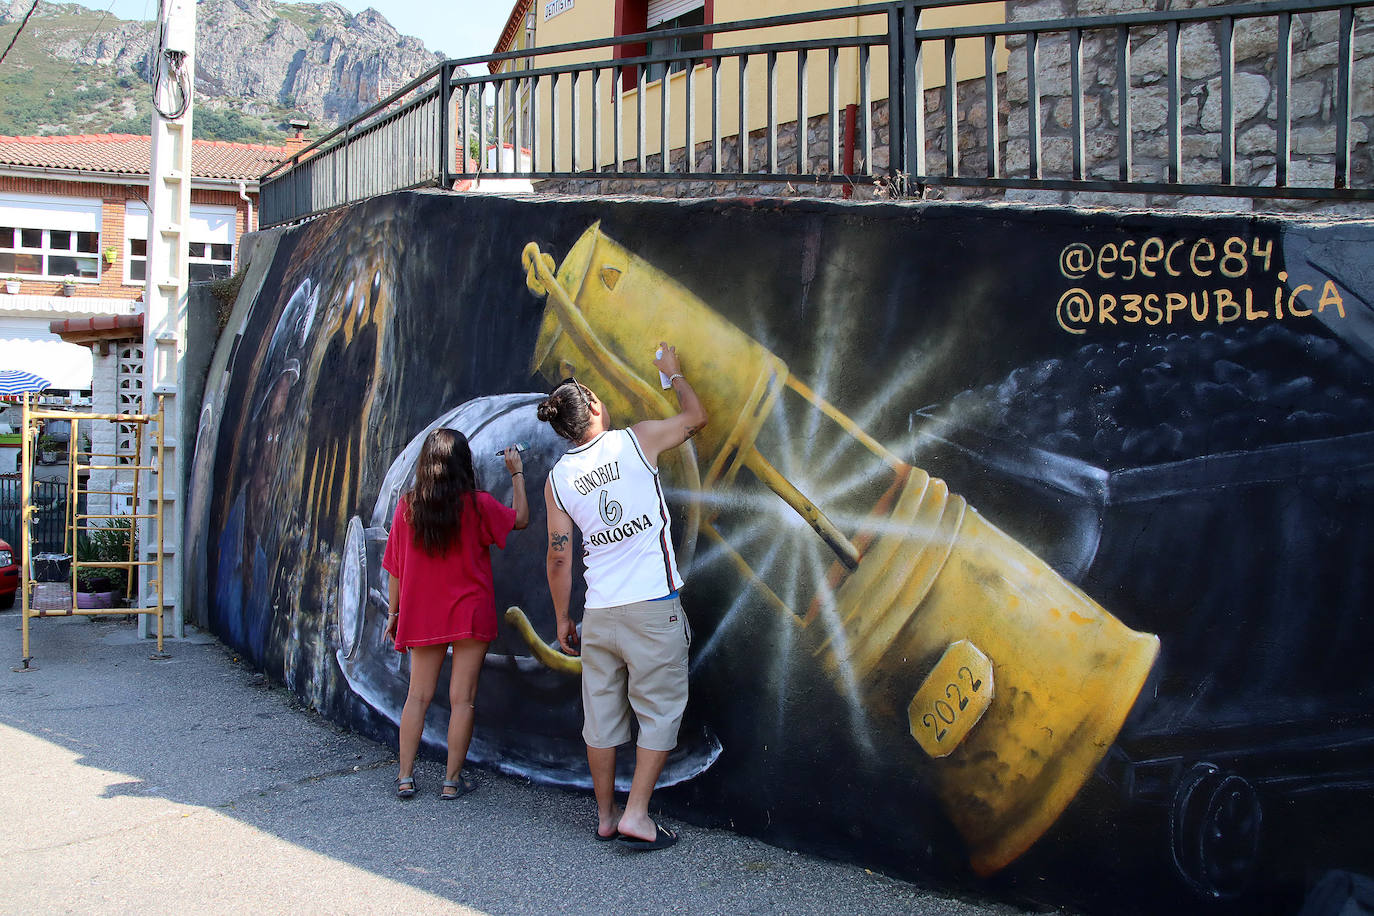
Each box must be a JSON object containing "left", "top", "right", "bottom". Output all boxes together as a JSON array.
[{"left": 0, "top": 611, "right": 1043, "bottom": 916}]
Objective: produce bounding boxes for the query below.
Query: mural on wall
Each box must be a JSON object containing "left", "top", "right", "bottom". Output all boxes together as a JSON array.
[{"left": 188, "top": 191, "right": 1374, "bottom": 914}]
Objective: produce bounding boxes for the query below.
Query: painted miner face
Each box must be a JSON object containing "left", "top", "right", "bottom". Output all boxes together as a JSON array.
[{"left": 246, "top": 367, "right": 295, "bottom": 533}]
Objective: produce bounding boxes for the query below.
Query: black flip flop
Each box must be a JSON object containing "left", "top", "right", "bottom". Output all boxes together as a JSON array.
[
  {"left": 616, "top": 823, "right": 678, "bottom": 851},
  {"left": 594, "top": 828, "right": 617, "bottom": 842}
]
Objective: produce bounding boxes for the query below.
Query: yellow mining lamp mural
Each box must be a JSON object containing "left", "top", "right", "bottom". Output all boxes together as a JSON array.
[{"left": 516, "top": 222, "right": 1161, "bottom": 875}]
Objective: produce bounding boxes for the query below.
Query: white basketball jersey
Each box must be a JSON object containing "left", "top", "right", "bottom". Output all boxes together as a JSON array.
[{"left": 549, "top": 428, "right": 683, "bottom": 608}]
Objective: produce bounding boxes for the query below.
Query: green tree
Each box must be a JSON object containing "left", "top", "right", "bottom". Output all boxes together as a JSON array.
[{"left": 193, "top": 106, "right": 272, "bottom": 143}]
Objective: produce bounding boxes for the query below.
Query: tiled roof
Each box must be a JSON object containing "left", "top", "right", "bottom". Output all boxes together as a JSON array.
[{"left": 0, "top": 134, "right": 290, "bottom": 181}]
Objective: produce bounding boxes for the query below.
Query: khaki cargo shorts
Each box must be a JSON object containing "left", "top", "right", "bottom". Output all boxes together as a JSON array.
[{"left": 580, "top": 595, "right": 690, "bottom": 752}]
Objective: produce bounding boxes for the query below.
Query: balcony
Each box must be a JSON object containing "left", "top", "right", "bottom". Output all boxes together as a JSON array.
[{"left": 260, "top": 0, "right": 1374, "bottom": 227}]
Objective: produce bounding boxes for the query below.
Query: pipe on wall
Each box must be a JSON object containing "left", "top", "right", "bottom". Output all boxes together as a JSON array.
[{"left": 238, "top": 179, "right": 254, "bottom": 234}]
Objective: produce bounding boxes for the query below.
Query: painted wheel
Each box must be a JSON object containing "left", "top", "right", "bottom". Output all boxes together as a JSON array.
[
  {"left": 335, "top": 516, "right": 367, "bottom": 661},
  {"left": 1169, "top": 762, "right": 1262, "bottom": 899}
]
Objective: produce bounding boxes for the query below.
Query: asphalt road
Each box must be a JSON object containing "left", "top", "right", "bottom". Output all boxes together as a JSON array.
[{"left": 0, "top": 611, "right": 1068, "bottom": 915}]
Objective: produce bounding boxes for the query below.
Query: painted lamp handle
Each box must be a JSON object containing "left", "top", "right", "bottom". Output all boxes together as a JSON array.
[{"left": 504, "top": 606, "right": 582, "bottom": 675}]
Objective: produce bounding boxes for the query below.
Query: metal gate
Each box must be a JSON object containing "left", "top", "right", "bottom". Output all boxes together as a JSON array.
[{"left": 0, "top": 476, "right": 72, "bottom": 557}]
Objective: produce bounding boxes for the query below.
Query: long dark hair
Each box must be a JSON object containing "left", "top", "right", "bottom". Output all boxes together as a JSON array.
[
  {"left": 406, "top": 428, "right": 476, "bottom": 555},
  {"left": 537, "top": 378, "right": 594, "bottom": 442}
]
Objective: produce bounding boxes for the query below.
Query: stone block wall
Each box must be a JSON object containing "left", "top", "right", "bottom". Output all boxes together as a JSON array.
[
  {"left": 1001, "top": 0, "right": 1374, "bottom": 212},
  {"left": 537, "top": 89, "right": 1008, "bottom": 202},
  {"left": 84, "top": 338, "right": 142, "bottom": 524},
  {"left": 87, "top": 348, "right": 120, "bottom": 522}
]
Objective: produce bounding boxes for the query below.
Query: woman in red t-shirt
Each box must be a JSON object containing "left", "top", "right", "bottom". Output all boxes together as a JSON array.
[{"left": 382, "top": 428, "right": 528, "bottom": 800}]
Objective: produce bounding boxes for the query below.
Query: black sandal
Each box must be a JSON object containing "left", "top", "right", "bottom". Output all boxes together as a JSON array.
[
  {"left": 440, "top": 772, "right": 477, "bottom": 800},
  {"left": 396, "top": 775, "right": 416, "bottom": 799}
]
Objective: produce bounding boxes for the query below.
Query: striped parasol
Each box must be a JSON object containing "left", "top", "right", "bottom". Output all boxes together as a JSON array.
[{"left": 0, "top": 370, "right": 51, "bottom": 400}]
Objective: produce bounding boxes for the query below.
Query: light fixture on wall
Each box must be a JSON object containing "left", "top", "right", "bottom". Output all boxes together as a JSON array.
[{"left": 519, "top": 223, "right": 1160, "bottom": 876}]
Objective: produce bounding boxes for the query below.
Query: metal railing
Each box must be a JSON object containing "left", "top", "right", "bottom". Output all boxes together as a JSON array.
[
  {"left": 260, "top": 0, "right": 1374, "bottom": 226},
  {"left": 259, "top": 65, "right": 457, "bottom": 227}
]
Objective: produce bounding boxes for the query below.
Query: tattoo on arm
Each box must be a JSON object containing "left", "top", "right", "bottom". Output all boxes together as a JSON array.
[{"left": 551, "top": 532, "right": 569, "bottom": 551}]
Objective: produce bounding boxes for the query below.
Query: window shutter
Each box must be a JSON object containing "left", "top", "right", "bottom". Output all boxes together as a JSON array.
[
  {"left": 0, "top": 194, "right": 101, "bottom": 232},
  {"left": 126, "top": 202, "right": 234, "bottom": 243},
  {"left": 188, "top": 206, "right": 235, "bottom": 244},
  {"left": 646, "top": 0, "right": 703, "bottom": 27}
]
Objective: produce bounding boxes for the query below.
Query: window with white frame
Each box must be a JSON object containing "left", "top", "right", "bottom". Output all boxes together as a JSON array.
[
  {"left": 0, "top": 194, "right": 102, "bottom": 280},
  {"left": 124, "top": 202, "right": 236, "bottom": 284}
]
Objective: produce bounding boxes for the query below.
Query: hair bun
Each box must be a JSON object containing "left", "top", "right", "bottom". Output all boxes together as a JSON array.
[{"left": 536, "top": 400, "right": 559, "bottom": 422}]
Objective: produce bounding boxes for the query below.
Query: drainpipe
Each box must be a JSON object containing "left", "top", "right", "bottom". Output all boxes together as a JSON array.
[
  {"left": 238, "top": 179, "right": 254, "bottom": 233},
  {"left": 842, "top": 6, "right": 864, "bottom": 199}
]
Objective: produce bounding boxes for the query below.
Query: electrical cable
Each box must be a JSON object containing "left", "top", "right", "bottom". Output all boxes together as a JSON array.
[
  {"left": 151, "top": 43, "right": 188, "bottom": 120},
  {"left": 0, "top": 0, "right": 41, "bottom": 69},
  {"left": 150, "top": 0, "right": 189, "bottom": 121}
]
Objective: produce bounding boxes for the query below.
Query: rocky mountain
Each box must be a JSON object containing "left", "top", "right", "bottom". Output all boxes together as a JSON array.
[{"left": 0, "top": 0, "right": 451, "bottom": 142}]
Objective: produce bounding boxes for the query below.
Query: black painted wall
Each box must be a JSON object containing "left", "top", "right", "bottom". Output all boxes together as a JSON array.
[{"left": 188, "top": 191, "right": 1374, "bottom": 914}]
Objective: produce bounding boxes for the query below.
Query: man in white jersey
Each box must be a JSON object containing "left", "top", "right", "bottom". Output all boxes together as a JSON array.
[{"left": 537, "top": 343, "right": 707, "bottom": 851}]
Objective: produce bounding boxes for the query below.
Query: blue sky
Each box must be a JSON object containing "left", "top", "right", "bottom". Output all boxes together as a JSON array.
[{"left": 78, "top": 0, "right": 514, "bottom": 61}]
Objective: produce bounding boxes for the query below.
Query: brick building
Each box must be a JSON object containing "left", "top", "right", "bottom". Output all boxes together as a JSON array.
[
  {"left": 0, "top": 133, "right": 290, "bottom": 395},
  {"left": 0, "top": 133, "right": 290, "bottom": 517}
]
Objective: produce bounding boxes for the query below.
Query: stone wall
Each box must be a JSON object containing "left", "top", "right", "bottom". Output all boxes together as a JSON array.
[
  {"left": 1001, "top": 0, "right": 1374, "bottom": 212},
  {"left": 536, "top": 104, "right": 891, "bottom": 199},
  {"left": 536, "top": 91, "right": 1004, "bottom": 202}
]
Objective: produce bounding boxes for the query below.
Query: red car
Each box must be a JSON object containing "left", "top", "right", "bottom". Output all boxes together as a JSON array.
[{"left": 0, "top": 538, "right": 18, "bottom": 608}]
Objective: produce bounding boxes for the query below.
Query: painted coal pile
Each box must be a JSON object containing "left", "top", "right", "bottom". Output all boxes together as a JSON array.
[{"left": 946, "top": 324, "right": 1374, "bottom": 469}]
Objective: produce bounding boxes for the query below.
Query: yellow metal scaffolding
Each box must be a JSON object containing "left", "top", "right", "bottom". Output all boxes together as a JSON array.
[{"left": 13, "top": 393, "right": 168, "bottom": 671}]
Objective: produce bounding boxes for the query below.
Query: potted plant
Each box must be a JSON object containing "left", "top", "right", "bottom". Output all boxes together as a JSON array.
[
  {"left": 37, "top": 433, "right": 60, "bottom": 465},
  {"left": 75, "top": 568, "right": 116, "bottom": 609},
  {"left": 103, "top": 247, "right": 118, "bottom": 266},
  {"left": 61, "top": 275, "right": 76, "bottom": 296},
  {"left": 76, "top": 518, "right": 134, "bottom": 609},
  {"left": 3, "top": 275, "right": 19, "bottom": 294}
]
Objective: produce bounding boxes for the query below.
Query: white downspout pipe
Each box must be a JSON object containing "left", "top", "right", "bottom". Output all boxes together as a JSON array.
[{"left": 238, "top": 179, "right": 254, "bottom": 234}]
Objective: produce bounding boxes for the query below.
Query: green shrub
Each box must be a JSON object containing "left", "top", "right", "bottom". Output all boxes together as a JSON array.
[
  {"left": 209, "top": 270, "right": 246, "bottom": 333},
  {"left": 76, "top": 517, "right": 135, "bottom": 594}
]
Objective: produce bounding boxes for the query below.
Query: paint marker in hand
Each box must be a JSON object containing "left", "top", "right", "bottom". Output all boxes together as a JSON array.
[
  {"left": 655, "top": 348, "right": 672, "bottom": 389},
  {"left": 494, "top": 442, "right": 529, "bottom": 457}
]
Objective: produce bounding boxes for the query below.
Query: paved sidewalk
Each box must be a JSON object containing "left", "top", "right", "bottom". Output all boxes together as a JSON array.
[{"left": 0, "top": 612, "right": 1064, "bottom": 916}]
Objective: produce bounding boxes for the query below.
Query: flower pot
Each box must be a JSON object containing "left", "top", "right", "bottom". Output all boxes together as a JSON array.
[
  {"left": 3, "top": 281, "right": 18, "bottom": 294},
  {"left": 76, "top": 590, "right": 116, "bottom": 609},
  {"left": 61, "top": 283, "right": 75, "bottom": 297}
]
